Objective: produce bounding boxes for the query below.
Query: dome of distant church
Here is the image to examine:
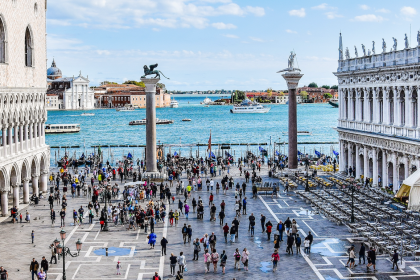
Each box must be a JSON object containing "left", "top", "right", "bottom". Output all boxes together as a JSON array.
[{"left": 47, "top": 59, "right": 62, "bottom": 80}]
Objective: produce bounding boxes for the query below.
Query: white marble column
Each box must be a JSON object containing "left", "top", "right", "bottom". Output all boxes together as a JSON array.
[
  {"left": 22, "top": 179, "right": 30, "bottom": 204},
  {"left": 32, "top": 175, "right": 39, "bottom": 196},
  {"left": 393, "top": 155, "right": 398, "bottom": 191},
  {"left": 350, "top": 91, "right": 354, "bottom": 121},
  {"left": 19, "top": 123, "right": 23, "bottom": 152},
  {"left": 7, "top": 126, "right": 12, "bottom": 156},
  {"left": 347, "top": 143, "right": 352, "bottom": 170},
  {"left": 1, "top": 191, "right": 8, "bottom": 217},
  {"left": 404, "top": 158, "right": 409, "bottom": 179},
  {"left": 40, "top": 172, "right": 48, "bottom": 193},
  {"left": 406, "top": 86, "right": 412, "bottom": 127},
  {"left": 382, "top": 150, "right": 388, "bottom": 187},
  {"left": 355, "top": 145, "right": 361, "bottom": 179},
  {"left": 2, "top": 126, "right": 6, "bottom": 157},
  {"left": 372, "top": 148, "right": 378, "bottom": 186},
  {"left": 363, "top": 147, "right": 369, "bottom": 179},
  {"left": 355, "top": 89, "right": 361, "bottom": 122},
  {"left": 372, "top": 88, "right": 378, "bottom": 124},
  {"left": 13, "top": 185, "right": 20, "bottom": 209},
  {"left": 384, "top": 87, "right": 391, "bottom": 125},
  {"left": 14, "top": 124, "right": 18, "bottom": 154},
  {"left": 339, "top": 140, "right": 345, "bottom": 172},
  {"left": 394, "top": 87, "right": 400, "bottom": 126},
  {"left": 28, "top": 122, "right": 33, "bottom": 149},
  {"left": 24, "top": 123, "right": 28, "bottom": 151}
]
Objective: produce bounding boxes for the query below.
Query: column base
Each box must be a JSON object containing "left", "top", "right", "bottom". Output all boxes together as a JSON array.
[{"left": 143, "top": 171, "right": 162, "bottom": 179}]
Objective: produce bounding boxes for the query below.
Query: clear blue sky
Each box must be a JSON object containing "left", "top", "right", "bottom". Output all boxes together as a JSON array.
[{"left": 47, "top": 0, "right": 420, "bottom": 90}]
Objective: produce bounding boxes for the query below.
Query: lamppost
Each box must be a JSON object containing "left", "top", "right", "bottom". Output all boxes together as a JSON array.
[
  {"left": 349, "top": 177, "right": 356, "bottom": 223},
  {"left": 305, "top": 157, "right": 310, "bottom": 192},
  {"left": 55, "top": 229, "right": 83, "bottom": 280},
  {"left": 102, "top": 184, "right": 111, "bottom": 231}
]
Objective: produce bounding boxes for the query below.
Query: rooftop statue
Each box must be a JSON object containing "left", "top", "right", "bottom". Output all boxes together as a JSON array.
[
  {"left": 141, "top": 63, "right": 170, "bottom": 79},
  {"left": 368, "top": 49, "right": 371, "bottom": 56},
  {"left": 392, "top": 37, "right": 397, "bottom": 51},
  {"left": 382, "top": 38, "right": 386, "bottom": 53},
  {"left": 354, "top": 46, "right": 358, "bottom": 58},
  {"left": 372, "top": 41, "right": 375, "bottom": 55},
  {"left": 405, "top": 33, "right": 409, "bottom": 49},
  {"left": 277, "top": 51, "right": 301, "bottom": 73},
  {"left": 361, "top": 44, "right": 366, "bottom": 56},
  {"left": 345, "top": 47, "right": 350, "bottom": 59}
]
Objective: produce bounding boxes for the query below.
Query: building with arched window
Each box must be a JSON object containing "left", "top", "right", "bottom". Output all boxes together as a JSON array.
[
  {"left": 0, "top": 1, "right": 49, "bottom": 216},
  {"left": 335, "top": 33, "right": 420, "bottom": 192}
]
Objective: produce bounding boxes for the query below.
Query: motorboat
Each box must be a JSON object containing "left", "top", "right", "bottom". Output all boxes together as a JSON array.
[
  {"left": 81, "top": 113, "right": 95, "bottom": 116},
  {"left": 116, "top": 105, "right": 135, "bottom": 112},
  {"left": 282, "top": 131, "right": 312, "bottom": 136},
  {"left": 230, "top": 99, "right": 271, "bottom": 113},
  {"left": 45, "top": 124, "right": 81, "bottom": 134},
  {"left": 170, "top": 98, "right": 179, "bottom": 108},
  {"left": 182, "top": 118, "right": 192, "bottom": 122},
  {"left": 201, "top": 97, "right": 212, "bottom": 105},
  {"left": 129, "top": 118, "right": 174, "bottom": 125},
  {"left": 328, "top": 98, "right": 339, "bottom": 108}
]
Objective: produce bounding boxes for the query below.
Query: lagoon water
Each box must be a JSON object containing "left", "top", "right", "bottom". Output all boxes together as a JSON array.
[{"left": 46, "top": 95, "right": 339, "bottom": 165}]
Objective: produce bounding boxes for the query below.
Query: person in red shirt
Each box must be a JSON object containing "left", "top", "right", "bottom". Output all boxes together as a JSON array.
[
  {"left": 266, "top": 224, "right": 272, "bottom": 240},
  {"left": 222, "top": 223, "right": 229, "bottom": 242},
  {"left": 271, "top": 249, "right": 280, "bottom": 272},
  {"left": 209, "top": 194, "right": 214, "bottom": 206}
]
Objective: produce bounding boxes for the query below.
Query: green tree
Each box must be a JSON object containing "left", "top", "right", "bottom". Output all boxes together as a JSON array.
[
  {"left": 233, "top": 90, "right": 246, "bottom": 102},
  {"left": 123, "top": 80, "right": 145, "bottom": 87},
  {"left": 321, "top": 85, "right": 330, "bottom": 89},
  {"left": 330, "top": 85, "right": 338, "bottom": 90},
  {"left": 323, "top": 93, "right": 333, "bottom": 99},
  {"left": 156, "top": 83, "right": 166, "bottom": 89},
  {"left": 308, "top": 82, "right": 318, "bottom": 88},
  {"left": 100, "top": 81, "right": 118, "bottom": 85},
  {"left": 300, "top": 91, "right": 308, "bottom": 99}
]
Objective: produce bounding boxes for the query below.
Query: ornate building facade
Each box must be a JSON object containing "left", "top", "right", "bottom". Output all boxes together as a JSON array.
[
  {"left": 335, "top": 33, "right": 420, "bottom": 191},
  {"left": 0, "top": 0, "right": 50, "bottom": 216}
]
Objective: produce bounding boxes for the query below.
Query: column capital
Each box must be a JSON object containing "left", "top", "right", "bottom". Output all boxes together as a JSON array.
[
  {"left": 140, "top": 78, "right": 160, "bottom": 92},
  {"left": 22, "top": 178, "right": 30, "bottom": 182},
  {"left": 281, "top": 71, "right": 304, "bottom": 90}
]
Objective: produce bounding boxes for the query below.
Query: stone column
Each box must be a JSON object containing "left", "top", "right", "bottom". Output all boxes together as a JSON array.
[
  {"left": 23, "top": 179, "right": 30, "bottom": 204},
  {"left": 40, "top": 172, "right": 48, "bottom": 193},
  {"left": 363, "top": 147, "right": 369, "bottom": 180},
  {"left": 406, "top": 86, "right": 412, "bottom": 127},
  {"left": 13, "top": 185, "right": 20, "bottom": 209},
  {"left": 28, "top": 122, "right": 33, "bottom": 150},
  {"left": 348, "top": 143, "right": 352, "bottom": 170},
  {"left": 32, "top": 175, "right": 39, "bottom": 197},
  {"left": 404, "top": 157, "right": 409, "bottom": 179},
  {"left": 281, "top": 71, "right": 303, "bottom": 170},
  {"left": 14, "top": 124, "right": 18, "bottom": 154},
  {"left": 19, "top": 123, "right": 23, "bottom": 152},
  {"left": 372, "top": 88, "right": 378, "bottom": 124},
  {"left": 355, "top": 145, "right": 361, "bottom": 179},
  {"left": 394, "top": 87, "right": 400, "bottom": 126},
  {"left": 339, "top": 140, "right": 345, "bottom": 172},
  {"left": 2, "top": 126, "right": 6, "bottom": 157},
  {"left": 141, "top": 78, "right": 160, "bottom": 177},
  {"left": 7, "top": 125, "right": 12, "bottom": 156},
  {"left": 1, "top": 191, "right": 8, "bottom": 217},
  {"left": 24, "top": 123, "right": 28, "bottom": 151},
  {"left": 384, "top": 87, "right": 391, "bottom": 125},
  {"left": 382, "top": 150, "right": 388, "bottom": 187},
  {"left": 372, "top": 148, "right": 378, "bottom": 187},
  {"left": 393, "top": 155, "right": 398, "bottom": 191}
]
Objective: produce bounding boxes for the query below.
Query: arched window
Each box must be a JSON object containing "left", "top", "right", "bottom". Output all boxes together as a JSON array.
[
  {"left": 0, "top": 17, "right": 5, "bottom": 63},
  {"left": 25, "top": 27, "right": 32, "bottom": 67}
]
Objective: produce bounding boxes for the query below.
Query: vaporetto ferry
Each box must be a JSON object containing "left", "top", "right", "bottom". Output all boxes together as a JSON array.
[{"left": 230, "top": 99, "right": 271, "bottom": 113}]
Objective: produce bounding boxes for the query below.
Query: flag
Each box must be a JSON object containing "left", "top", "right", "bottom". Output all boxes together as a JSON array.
[
  {"left": 207, "top": 130, "right": 211, "bottom": 152},
  {"left": 174, "top": 151, "right": 178, "bottom": 156},
  {"left": 333, "top": 150, "right": 339, "bottom": 156},
  {"left": 298, "top": 150, "right": 302, "bottom": 156},
  {"left": 209, "top": 151, "right": 216, "bottom": 158},
  {"left": 276, "top": 151, "right": 280, "bottom": 156},
  {"left": 225, "top": 151, "right": 232, "bottom": 157},
  {"left": 314, "top": 150, "right": 321, "bottom": 157}
]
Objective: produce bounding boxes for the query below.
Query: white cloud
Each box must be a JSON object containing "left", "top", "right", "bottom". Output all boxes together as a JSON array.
[
  {"left": 289, "top": 8, "right": 306, "bottom": 17},
  {"left": 211, "top": 22, "right": 237, "bottom": 29},
  {"left": 312, "top": 3, "right": 328, "bottom": 10},
  {"left": 360, "top": 5, "right": 370, "bottom": 10},
  {"left": 353, "top": 14, "right": 385, "bottom": 22},
  {"left": 401, "top": 6, "right": 417, "bottom": 16},
  {"left": 376, "top": 8, "right": 390, "bottom": 13},
  {"left": 47, "top": 34, "right": 87, "bottom": 51},
  {"left": 47, "top": 0, "right": 264, "bottom": 30},
  {"left": 245, "top": 6, "right": 265, "bottom": 16},
  {"left": 96, "top": 50, "right": 111, "bottom": 55},
  {"left": 325, "top": 11, "right": 343, "bottom": 19},
  {"left": 249, "top": 37, "right": 264, "bottom": 42},
  {"left": 223, "top": 34, "right": 239, "bottom": 38},
  {"left": 286, "top": 29, "right": 297, "bottom": 34}
]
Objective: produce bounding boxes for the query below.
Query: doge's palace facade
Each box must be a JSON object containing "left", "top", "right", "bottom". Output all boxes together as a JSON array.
[
  {"left": 335, "top": 33, "right": 420, "bottom": 191},
  {"left": 0, "top": 0, "right": 49, "bottom": 216}
]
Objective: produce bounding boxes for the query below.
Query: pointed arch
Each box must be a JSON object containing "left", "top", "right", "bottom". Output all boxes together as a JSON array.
[{"left": 25, "top": 26, "right": 33, "bottom": 67}]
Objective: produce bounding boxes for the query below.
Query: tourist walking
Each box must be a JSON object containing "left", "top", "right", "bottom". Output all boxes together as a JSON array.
[
  {"left": 223, "top": 223, "right": 229, "bottom": 242},
  {"left": 391, "top": 249, "right": 399, "bottom": 270},
  {"left": 260, "top": 214, "right": 266, "bottom": 232},
  {"left": 40, "top": 256, "right": 48, "bottom": 279},
  {"left": 50, "top": 244, "right": 57, "bottom": 264},
  {"left": 161, "top": 237, "right": 168, "bottom": 256},
  {"left": 211, "top": 249, "right": 219, "bottom": 273},
  {"left": 359, "top": 243, "right": 366, "bottom": 264},
  {"left": 152, "top": 272, "right": 161, "bottom": 280},
  {"left": 220, "top": 250, "right": 227, "bottom": 274},
  {"left": 233, "top": 248, "right": 241, "bottom": 270},
  {"left": 204, "top": 249, "right": 211, "bottom": 273},
  {"left": 177, "top": 252, "right": 186, "bottom": 274},
  {"left": 366, "top": 247, "right": 377, "bottom": 272},
  {"left": 37, "top": 268, "right": 46, "bottom": 280},
  {"left": 175, "top": 271, "right": 183, "bottom": 280},
  {"left": 193, "top": 238, "right": 201, "bottom": 261},
  {"left": 169, "top": 253, "right": 177, "bottom": 276},
  {"left": 30, "top": 258, "right": 39, "bottom": 280},
  {"left": 116, "top": 261, "right": 121, "bottom": 275},
  {"left": 148, "top": 232, "right": 157, "bottom": 249},
  {"left": 271, "top": 249, "right": 280, "bottom": 272},
  {"left": 241, "top": 248, "right": 250, "bottom": 271},
  {"left": 0, "top": 266, "right": 8, "bottom": 280},
  {"left": 295, "top": 234, "right": 302, "bottom": 254}
]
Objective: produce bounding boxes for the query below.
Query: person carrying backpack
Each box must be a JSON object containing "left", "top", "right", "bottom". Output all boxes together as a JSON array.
[
  {"left": 182, "top": 224, "right": 188, "bottom": 244},
  {"left": 295, "top": 234, "right": 302, "bottom": 254},
  {"left": 220, "top": 250, "right": 227, "bottom": 274},
  {"left": 211, "top": 248, "right": 219, "bottom": 273},
  {"left": 151, "top": 272, "right": 161, "bottom": 280},
  {"left": 203, "top": 249, "right": 211, "bottom": 273},
  {"left": 271, "top": 249, "right": 280, "bottom": 272},
  {"left": 233, "top": 248, "right": 241, "bottom": 269}
]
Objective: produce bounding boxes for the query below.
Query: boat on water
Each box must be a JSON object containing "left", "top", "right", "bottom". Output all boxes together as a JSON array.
[
  {"left": 81, "top": 113, "right": 95, "bottom": 116},
  {"left": 129, "top": 118, "right": 174, "bottom": 125},
  {"left": 45, "top": 124, "right": 81, "bottom": 134},
  {"left": 170, "top": 98, "right": 179, "bottom": 108},
  {"left": 201, "top": 97, "right": 212, "bottom": 105},
  {"left": 116, "top": 105, "right": 135, "bottom": 112},
  {"left": 230, "top": 99, "right": 271, "bottom": 113},
  {"left": 182, "top": 118, "right": 191, "bottom": 122},
  {"left": 328, "top": 98, "right": 339, "bottom": 108},
  {"left": 282, "top": 131, "right": 312, "bottom": 136}
]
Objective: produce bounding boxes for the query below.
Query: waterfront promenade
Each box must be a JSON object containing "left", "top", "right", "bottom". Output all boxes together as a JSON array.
[{"left": 2, "top": 163, "right": 420, "bottom": 280}]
